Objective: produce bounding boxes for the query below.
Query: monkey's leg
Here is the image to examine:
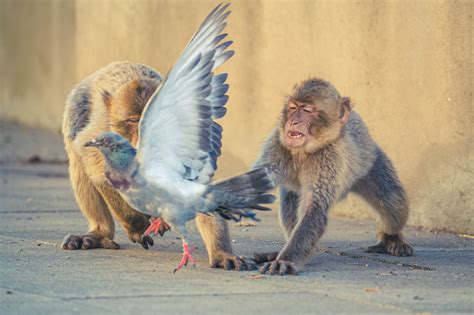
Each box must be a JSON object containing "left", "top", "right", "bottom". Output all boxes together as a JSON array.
[
  {"left": 96, "top": 184, "right": 154, "bottom": 250},
  {"left": 352, "top": 149, "right": 414, "bottom": 257},
  {"left": 254, "top": 187, "right": 299, "bottom": 264},
  {"left": 195, "top": 213, "right": 257, "bottom": 271},
  {"left": 62, "top": 154, "right": 119, "bottom": 250}
]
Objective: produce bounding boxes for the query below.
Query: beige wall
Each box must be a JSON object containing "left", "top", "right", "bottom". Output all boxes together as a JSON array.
[{"left": 1, "top": 0, "right": 472, "bottom": 233}]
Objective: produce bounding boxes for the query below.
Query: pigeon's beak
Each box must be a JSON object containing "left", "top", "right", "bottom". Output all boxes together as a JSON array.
[{"left": 84, "top": 139, "right": 100, "bottom": 147}]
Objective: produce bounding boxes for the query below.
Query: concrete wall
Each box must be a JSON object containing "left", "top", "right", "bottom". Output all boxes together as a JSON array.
[{"left": 1, "top": 0, "right": 472, "bottom": 233}]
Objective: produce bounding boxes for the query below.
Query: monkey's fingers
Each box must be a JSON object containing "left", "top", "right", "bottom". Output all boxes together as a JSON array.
[
  {"left": 212, "top": 255, "right": 242, "bottom": 271},
  {"left": 139, "top": 235, "right": 154, "bottom": 250},
  {"left": 365, "top": 242, "right": 387, "bottom": 254},
  {"left": 128, "top": 230, "right": 155, "bottom": 249},
  {"left": 239, "top": 256, "right": 258, "bottom": 271},
  {"left": 82, "top": 236, "right": 99, "bottom": 249},
  {"left": 366, "top": 240, "right": 414, "bottom": 257},
  {"left": 99, "top": 238, "right": 120, "bottom": 250},
  {"left": 62, "top": 234, "right": 119, "bottom": 250},
  {"left": 253, "top": 251, "right": 279, "bottom": 264},
  {"left": 259, "top": 262, "right": 271, "bottom": 274},
  {"left": 62, "top": 234, "right": 82, "bottom": 250},
  {"left": 260, "top": 260, "right": 298, "bottom": 276},
  {"left": 386, "top": 241, "right": 414, "bottom": 257},
  {"left": 210, "top": 253, "right": 256, "bottom": 271}
]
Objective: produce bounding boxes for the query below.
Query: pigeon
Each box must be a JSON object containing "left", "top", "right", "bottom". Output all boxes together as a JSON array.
[{"left": 84, "top": 3, "right": 276, "bottom": 273}]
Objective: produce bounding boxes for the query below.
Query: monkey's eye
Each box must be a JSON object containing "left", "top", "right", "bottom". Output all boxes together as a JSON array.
[
  {"left": 288, "top": 104, "right": 297, "bottom": 110},
  {"left": 126, "top": 117, "right": 140, "bottom": 123},
  {"left": 303, "top": 107, "right": 314, "bottom": 113}
]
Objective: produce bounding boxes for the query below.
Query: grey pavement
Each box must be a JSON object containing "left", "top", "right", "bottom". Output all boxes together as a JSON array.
[{"left": 0, "top": 122, "right": 473, "bottom": 314}]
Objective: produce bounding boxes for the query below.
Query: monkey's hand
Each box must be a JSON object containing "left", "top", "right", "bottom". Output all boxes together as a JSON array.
[
  {"left": 129, "top": 231, "right": 155, "bottom": 250},
  {"left": 259, "top": 259, "right": 299, "bottom": 276},
  {"left": 135, "top": 234, "right": 154, "bottom": 250},
  {"left": 62, "top": 234, "right": 120, "bottom": 250},
  {"left": 125, "top": 223, "right": 154, "bottom": 250},
  {"left": 253, "top": 251, "right": 279, "bottom": 264},
  {"left": 210, "top": 252, "right": 258, "bottom": 271},
  {"left": 122, "top": 215, "right": 156, "bottom": 250}
]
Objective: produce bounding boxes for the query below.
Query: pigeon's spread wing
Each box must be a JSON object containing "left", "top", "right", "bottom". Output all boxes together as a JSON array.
[{"left": 136, "top": 4, "right": 233, "bottom": 184}]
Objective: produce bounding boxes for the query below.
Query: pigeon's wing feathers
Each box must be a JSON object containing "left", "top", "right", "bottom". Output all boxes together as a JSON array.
[{"left": 136, "top": 4, "right": 232, "bottom": 184}]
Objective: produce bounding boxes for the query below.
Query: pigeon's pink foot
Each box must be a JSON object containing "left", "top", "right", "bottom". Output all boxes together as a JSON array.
[
  {"left": 173, "top": 242, "right": 196, "bottom": 273},
  {"left": 144, "top": 218, "right": 171, "bottom": 237}
]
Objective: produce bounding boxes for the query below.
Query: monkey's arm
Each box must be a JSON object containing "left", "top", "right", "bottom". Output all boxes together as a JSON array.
[{"left": 260, "top": 179, "right": 338, "bottom": 275}]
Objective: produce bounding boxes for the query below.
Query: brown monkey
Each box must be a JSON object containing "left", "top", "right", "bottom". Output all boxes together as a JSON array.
[
  {"left": 62, "top": 61, "right": 254, "bottom": 270},
  {"left": 253, "top": 78, "right": 413, "bottom": 275}
]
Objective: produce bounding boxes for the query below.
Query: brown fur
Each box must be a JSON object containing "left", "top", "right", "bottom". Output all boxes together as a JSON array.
[
  {"left": 254, "top": 78, "right": 413, "bottom": 275},
  {"left": 62, "top": 61, "right": 255, "bottom": 270}
]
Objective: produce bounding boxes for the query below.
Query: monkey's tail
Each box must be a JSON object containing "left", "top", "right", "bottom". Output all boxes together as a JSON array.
[{"left": 206, "top": 166, "right": 276, "bottom": 222}]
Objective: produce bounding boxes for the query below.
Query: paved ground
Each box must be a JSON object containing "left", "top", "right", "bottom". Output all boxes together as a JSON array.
[{"left": 0, "top": 121, "right": 473, "bottom": 314}]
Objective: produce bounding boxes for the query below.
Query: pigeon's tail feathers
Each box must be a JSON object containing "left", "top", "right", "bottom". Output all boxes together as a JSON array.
[{"left": 207, "top": 166, "right": 276, "bottom": 221}]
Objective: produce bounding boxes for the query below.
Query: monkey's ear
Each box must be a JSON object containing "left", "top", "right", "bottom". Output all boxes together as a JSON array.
[{"left": 339, "top": 97, "right": 351, "bottom": 125}]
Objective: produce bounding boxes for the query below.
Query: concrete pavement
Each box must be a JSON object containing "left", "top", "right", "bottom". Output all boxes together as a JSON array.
[
  {"left": 0, "top": 121, "right": 473, "bottom": 314},
  {"left": 0, "top": 162, "right": 473, "bottom": 314}
]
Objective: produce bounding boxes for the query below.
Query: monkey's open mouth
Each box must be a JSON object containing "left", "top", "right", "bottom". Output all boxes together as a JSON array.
[{"left": 287, "top": 131, "right": 305, "bottom": 139}]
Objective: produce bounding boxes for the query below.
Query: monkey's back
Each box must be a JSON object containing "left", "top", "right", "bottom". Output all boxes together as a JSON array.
[{"left": 62, "top": 61, "right": 163, "bottom": 184}]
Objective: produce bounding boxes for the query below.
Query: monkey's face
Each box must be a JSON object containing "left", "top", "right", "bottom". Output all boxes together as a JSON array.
[
  {"left": 107, "top": 79, "right": 159, "bottom": 147},
  {"left": 282, "top": 101, "right": 324, "bottom": 148},
  {"left": 281, "top": 98, "right": 351, "bottom": 153},
  {"left": 279, "top": 79, "right": 352, "bottom": 153},
  {"left": 109, "top": 110, "right": 141, "bottom": 147}
]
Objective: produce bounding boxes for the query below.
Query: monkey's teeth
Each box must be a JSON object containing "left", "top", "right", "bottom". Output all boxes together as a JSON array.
[{"left": 288, "top": 131, "right": 304, "bottom": 139}]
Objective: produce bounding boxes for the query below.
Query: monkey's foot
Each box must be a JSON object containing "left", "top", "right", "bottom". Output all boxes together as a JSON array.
[
  {"left": 211, "top": 252, "right": 258, "bottom": 271},
  {"left": 144, "top": 218, "right": 171, "bottom": 237},
  {"left": 61, "top": 234, "right": 119, "bottom": 250},
  {"left": 253, "top": 251, "right": 279, "bottom": 264},
  {"left": 259, "top": 259, "right": 299, "bottom": 276},
  {"left": 173, "top": 242, "right": 196, "bottom": 273},
  {"left": 366, "top": 234, "right": 414, "bottom": 257}
]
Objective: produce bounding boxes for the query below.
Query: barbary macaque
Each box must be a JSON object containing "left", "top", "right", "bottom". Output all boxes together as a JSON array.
[
  {"left": 62, "top": 61, "right": 254, "bottom": 270},
  {"left": 253, "top": 78, "right": 414, "bottom": 275}
]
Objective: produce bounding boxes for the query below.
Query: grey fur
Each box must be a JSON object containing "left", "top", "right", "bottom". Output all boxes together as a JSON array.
[
  {"left": 254, "top": 78, "right": 413, "bottom": 275},
  {"left": 67, "top": 84, "right": 91, "bottom": 140},
  {"left": 279, "top": 187, "right": 299, "bottom": 238}
]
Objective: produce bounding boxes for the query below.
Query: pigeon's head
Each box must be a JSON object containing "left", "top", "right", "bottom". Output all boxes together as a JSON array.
[{"left": 85, "top": 132, "right": 136, "bottom": 169}]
